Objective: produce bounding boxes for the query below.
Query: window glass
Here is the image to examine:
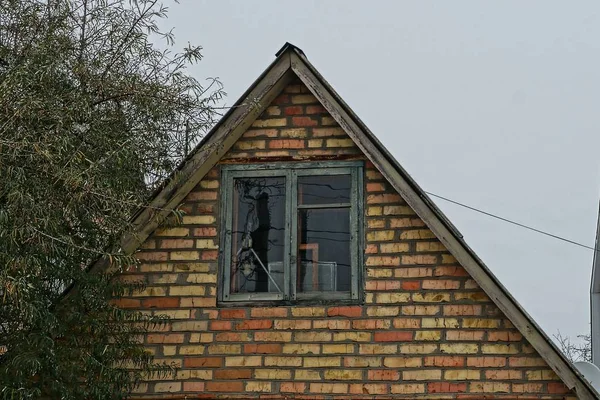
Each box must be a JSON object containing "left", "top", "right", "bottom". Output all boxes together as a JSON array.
[
  {"left": 230, "top": 177, "right": 286, "bottom": 294},
  {"left": 298, "top": 175, "right": 351, "bottom": 205},
  {"left": 297, "top": 208, "right": 351, "bottom": 292}
]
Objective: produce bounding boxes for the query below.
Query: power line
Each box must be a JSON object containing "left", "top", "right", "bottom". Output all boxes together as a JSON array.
[{"left": 425, "top": 191, "right": 598, "bottom": 252}]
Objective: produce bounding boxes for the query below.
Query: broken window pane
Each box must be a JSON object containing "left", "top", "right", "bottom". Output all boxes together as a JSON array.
[
  {"left": 231, "top": 177, "right": 286, "bottom": 294},
  {"left": 298, "top": 175, "right": 351, "bottom": 205},
  {"left": 297, "top": 208, "right": 351, "bottom": 292}
]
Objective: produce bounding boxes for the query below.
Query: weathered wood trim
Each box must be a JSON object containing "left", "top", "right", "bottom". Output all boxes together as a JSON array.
[{"left": 290, "top": 50, "right": 597, "bottom": 400}]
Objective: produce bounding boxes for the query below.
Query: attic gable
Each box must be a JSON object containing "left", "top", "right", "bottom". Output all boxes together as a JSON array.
[{"left": 109, "top": 43, "right": 597, "bottom": 399}]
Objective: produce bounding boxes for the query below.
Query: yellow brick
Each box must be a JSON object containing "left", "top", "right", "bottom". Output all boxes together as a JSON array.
[
  {"left": 367, "top": 206, "right": 382, "bottom": 216},
  {"left": 422, "top": 318, "right": 459, "bottom": 328},
  {"left": 367, "top": 306, "right": 399, "bottom": 317},
  {"left": 186, "top": 273, "right": 217, "bottom": 283},
  {"left": 321, "top": 116, "right": 337, "bottom": 125},
  {"left": 155, "top": 227, "right": 189, "bottom": 237},
  {"left": 442, "top": 254, "right": 458, "bottom": 263},
  {"left": 367, "top": 230, "right": 394, "bottom": 241},
  {"left": 324, "top": 370, "right": 363, "bottom": 380},
  {"left": 178, "top": 345, "right": 206, "bottom": 355},
  {"left": 368, "top": 219, "right": 386, "bottom": 228},
  {"left": 360, "top": 344, "right": 397, "bottom": 354},
  {"left": 323, "top": 344, "right": 355, "bottom": 354},
  {"left": 162, "top": 346, "right": 177, "bottom": 356},
  {"left": 168, "top": 286, "right": 205, "bottom": 296},
  {"left": 440, "top": 343, "right": 479, "bottom": 354},
  {"left": 403, "top": 370, "right": 441, "bottom": 380},
  {"left": 295, "top": 370, "right": 321, "bottom": 380},
  {"left": 291, "top": 94, "right": 317, "bottom": 104},
  {"left": 470, "top": 382, "right": 510, "bottom": 393},
  {"left": 252, "top": 118, "right": 287, "bottom": 127},
  {"left": 402, "top": 305, "right": 440, "bottom": 315},
  {"left": 245, "top": 382, "right": 271, "bottom": 392},
  {"left": 171, "top": 321, "right": 209, "bottom": 331},
  {"left": 445, "top": 370, "right": 481, "bottom": 380},
  {"left": 154, "top": 382, "right": 181, "bottom": 392},
  {"left": 525, "top": 370, "right": 558, "bottom": 380},
  {"left": 304, "top": 357, "right": 341, "bottom": 367},
  {"left": 307, "top": 139, "right": 323, "bottom": 148},
  {"left": 400, "top": 344, "right": 437, "bottom": 354},
  {"left": 152, "top": 274, "right": 178, "bottom": 284},
  {"left": 375, "top": 293, "right": 410, "bottom": 304},
  {"left": 395, "top": 267, "right": 433, "bottom": 278},
  {"left": 174, "top": 262, "right": 211, "bottom": 272},
  {"left": 411, "top": 293, "right": 450, "bottom": 303},
  {"left": 189, "top": 333, "right": 214, "bottom": 343},
  {"left": 400, "top": 230, "right": 436, "bottom": 239},
  {"left": 139, "top": 263, "right": 173, "bottom": 272},
  {"left": 196, "top": 239, "right": 218, "bottom": 249},
  {"left": 281, "top": 128, "right": 307, "bottom": 138},
  {"left": 383, "top": 205, "right": 415, "bottom": 215},
  {"left": 182, "top": 215, "right": 215, "bottom": 225},
  {"left": 390, "top": 384, "right": 425, "bottom": 394},
  {"left": 367, "top": 268, "right": 393, "bottom": 278},
  {"left": 333, "top": 332, "right": 372, "bottom": 342},
  {"left": 481, "top": 344, "right": 520, "bottom": 354},
  {"left": 462, "top": 319, "right": 501, "bottom": 329},
  {"left": 170, "top": 251, "right": 199, "bottom": 261},
  {"left": 283, "top": 344, "right": 320, "bottom": 355},
  {"left": 265, "top": 356, "right": 302, "bottom": 367},
  {"left": 380, "top": 243, "right": 410, "bottom": 253},
  {"left": 156, "top": 309, "right": 190, "bottom": 319},
  {"left": 344, "top": 356, "right": 382, "bottom": 367},
  {"left": 383, "top": 357, "right": 422, "bottom": 368},
  {"left": 207, "top": 344, "right": 241, "bottom": 354},
  {"left": 295, "top": 332, "right": 331, "bottom": 342},
  {"left": 326, "top": 138, "right": 354, "bottom": 148},
  {"left": 415, "top": 331, "right": 441, "bottom": 341},
  {"left": 416, "top": 242, "right": 446, "bottom": 252},
  {"left": 291, "top": 307, "right": 325, "bottom": 317},
  {"left": 454, "top": 292, "right": 490, "bottom": 302},
  {"left": 255, "top": 369, "right": 292, "bottom": 380},
  {"left": 225, "top": 356, "right": 262, "bottom": 367}
]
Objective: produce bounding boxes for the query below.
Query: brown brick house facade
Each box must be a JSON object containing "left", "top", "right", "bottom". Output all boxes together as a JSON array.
[{"left": 111, "top": 44, "right": 596, "bottom": 399}]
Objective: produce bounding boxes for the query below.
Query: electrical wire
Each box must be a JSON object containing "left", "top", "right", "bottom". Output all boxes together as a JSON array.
[{"left": 424, "top": 191, "right": 599, "bottom": 252}]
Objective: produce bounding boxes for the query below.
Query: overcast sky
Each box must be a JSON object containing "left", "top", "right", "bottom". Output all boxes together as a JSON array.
[{"left": 162, "top": 1, "right": 600, "bottom": 342}]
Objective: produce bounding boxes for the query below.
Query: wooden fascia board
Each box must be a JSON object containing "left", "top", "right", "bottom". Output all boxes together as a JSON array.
[
  {"left": 290, "top": 51, "right": 597, "bottom": 400},
  {"left": 117, "top": 54, "right": 294, "bottom": 256}
]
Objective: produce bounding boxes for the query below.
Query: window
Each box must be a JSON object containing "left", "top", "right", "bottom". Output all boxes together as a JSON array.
[{"left": 220, "top": 162, "right": 363, "bottom": 303}]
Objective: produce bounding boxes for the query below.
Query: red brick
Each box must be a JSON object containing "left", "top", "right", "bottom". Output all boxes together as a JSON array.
[
  {"left": 210, "top": 321, "right": 232, "bottom": 330},
  {"left": 112, "top": 298, "right": 141, "bottom": 308},
  {"left": 206, "top": 382, "right": 244, "bottom": 392},
  {"left": 366, "top": 280, "right": 401, "bottom": 291},
  {"left": 428, "top": 382, "right": 467, "bottom": 393},
  {"left": 214, "top": 369, "right": 252, "bottom": 380},
  {"left": 183, "top": 382, "right": 204, "bottom": 392},
  {"left": 244, "top": 344, "right": 282, "bottom": 354},
  {"left": 368, "top": 369, "right": 400, "bottom": 380},
  {"left": 183, "top": 357, "right": 223, "bottom": 368},
  {"left": 201, "top": 250, "right": 218, "bottom": 260},
  {"left": 272, "top": 94, "right": 289, "bottom": 105},
  {"left": 374, "top": 331, "right": 413, "bottom": 342},
  {"left": 292, "top": 116, "right": 318, "bottom": 126},
  {"left": 548, "top": 382, "right": 570, "bottom": 394},
  {"left": 142, "top": 297, "right": 179, "bottom": 308},
  {"left": 467, "top": 357, "right": 506, "bottom": 368},
  {"left": 193, "top": 227, "right": 217, "bottom": 237},
  {"left": 306, "top": 105, "right": 327, "bottom": 114},
  {"left": 269, "top": 139, "right": 304, "bottom": 149},
  {"left": 402, "top": 281, "right": 421, "bottom": 290},
  {"left": 328, "top": 306, "right": 362, "bottom": 318},
  {"left": 220, "top": 309, "right": 247, "bottom": 319},
  {"left": 284, "top": 106, "right": 303, "bottom": 115},
  {"left": 236, "top": 320, "right": 273, "bottom": 330}
]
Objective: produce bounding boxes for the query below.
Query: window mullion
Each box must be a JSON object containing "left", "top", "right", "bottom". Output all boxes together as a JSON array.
[{"left": 287, "top": 169, "right": 297, "bottom": 300}]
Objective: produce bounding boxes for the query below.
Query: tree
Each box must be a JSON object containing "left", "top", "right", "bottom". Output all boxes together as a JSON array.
[
  {"left": 554, "top": 332, "right": 591, "bottom": 364},
  {"left": 0, "top": 1, "right": 224, "bottom": 398}
]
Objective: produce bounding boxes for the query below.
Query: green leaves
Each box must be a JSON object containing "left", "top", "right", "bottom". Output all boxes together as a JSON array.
[{"left": 0, "top": 1, "right": 223, "bottom": 398}]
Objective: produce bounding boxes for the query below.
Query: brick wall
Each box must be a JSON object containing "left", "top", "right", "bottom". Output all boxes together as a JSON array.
[{"left": 116, "top": 80, "right": 575, "bottom": 399}]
